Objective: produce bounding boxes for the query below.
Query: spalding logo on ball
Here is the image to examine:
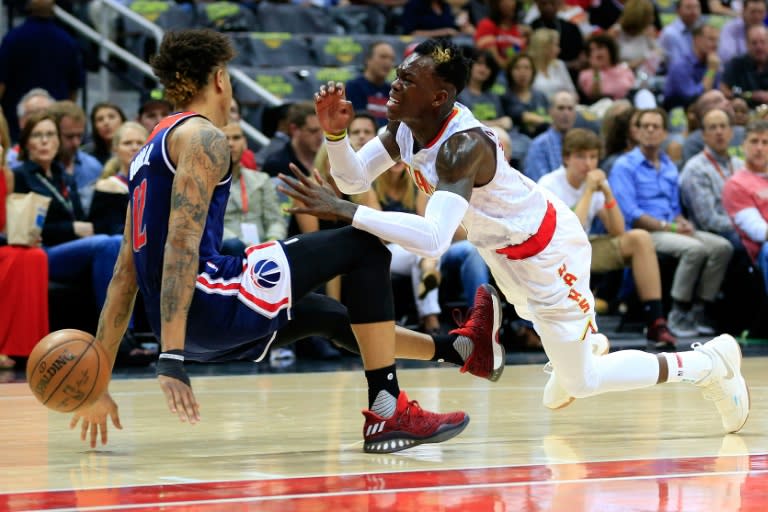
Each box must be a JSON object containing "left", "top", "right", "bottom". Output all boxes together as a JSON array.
[{"left": 250, "top": 259, "right": 281, "bottom": 289}]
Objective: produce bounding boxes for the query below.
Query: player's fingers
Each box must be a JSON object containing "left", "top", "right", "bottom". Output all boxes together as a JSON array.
[
  {"left": 99, "top": 420, "right": 108, "bottom": 445},
  {"left": 180, "top": 389, "right": 199, "bottom": 423},
  {"left": 80, "top": 420, "right": 89, "bottom": 441},
  {"left": 89, "top": 422, "right": 98, "bottom": 448},
  {"left": 162, "top": 385, "right": 178, "bottom": 414},
  {"left": 69, "top": 415, "right": 81, "bottom": 430},
  {"left": 110, "top": 410, "right": 123, "bottom": 430},
  {"left": 311, "top": 168, "right": 325, "bottom": 185},
  {"left": 287, "top": 163, "right": 315, "bottom": 186},
  {"left": 276, "top": 182, "right": 311, "bottom": 203}
]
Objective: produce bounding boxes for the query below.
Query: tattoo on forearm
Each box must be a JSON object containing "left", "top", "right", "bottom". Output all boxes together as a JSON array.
[{"left": 160, "top": 125, "right": 229, "bottom": 325}]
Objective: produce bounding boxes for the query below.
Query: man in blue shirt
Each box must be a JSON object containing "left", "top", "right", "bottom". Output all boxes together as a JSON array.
[
  {"left": 524, "top": 90, "right": 576, "bottom": 182},
  {"left": 0, "top": 0, "right": 84, "bottom": 141},
  {"left": 659, "top": 0, "right": 702, "bottom": 66},
  {"left": 345, "top": 42, "right": 395, "bottom": 128},
  {"left": 609, "top": 108, "right": 733, "bottom": 339},
  {"left": 49, "top": 101, "right": 103, "bottom": 215},
  {"left": 663, "top": 24, "right": 721, "bottom": 110}
]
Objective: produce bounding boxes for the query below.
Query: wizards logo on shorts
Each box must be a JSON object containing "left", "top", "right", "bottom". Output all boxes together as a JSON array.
[{"left": 250, "top": 259, "right": 281, "bottom": 289}]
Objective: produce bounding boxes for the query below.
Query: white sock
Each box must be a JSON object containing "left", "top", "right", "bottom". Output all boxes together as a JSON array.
[
  {"left": 662, "top": 351, "right": 714, "bottom": 384},
  {"left": 371, "top": 390, "right": 397, "bottom": 418}
]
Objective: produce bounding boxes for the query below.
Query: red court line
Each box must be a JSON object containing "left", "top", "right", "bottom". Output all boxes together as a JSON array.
[{"left": 2, "top": 453, "right": 766, "bottom": 511}]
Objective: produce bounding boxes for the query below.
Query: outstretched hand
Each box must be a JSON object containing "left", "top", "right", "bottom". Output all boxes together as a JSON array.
[
  {"left": 315, "top": 81, "right": 354, "bottom": 135},
  {"left": 70, "top": 392, "right": 122, "bottom": 448},
  {"left": 158, "top": 375, "right": 200, "bottom": 424},
  {"left": 278, "top": 163, "right": 357, "bottom": 222}
]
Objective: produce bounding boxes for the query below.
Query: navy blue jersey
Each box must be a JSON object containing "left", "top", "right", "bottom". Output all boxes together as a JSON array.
[
  {"left": 128, "top": 112, "right": 292, "bottom": 361},
  {"left": 129, "top": 112, "right": 231, "bottom": 296}
]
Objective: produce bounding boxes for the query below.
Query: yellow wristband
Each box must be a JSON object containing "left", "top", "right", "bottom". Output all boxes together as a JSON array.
[{"left": 325, "top": 130, "right": 347, "bottom": 142}]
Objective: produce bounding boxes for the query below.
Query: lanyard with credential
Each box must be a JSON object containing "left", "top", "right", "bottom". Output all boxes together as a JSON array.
[
  {"left": 703, "top": 149, "right": 733, "bottom": 182},
  {"left": 239, "top": 175, "right": 248, "bottom": 214},
  {"left": 35, "top": 172, "right": 74, "bottom": 216}
]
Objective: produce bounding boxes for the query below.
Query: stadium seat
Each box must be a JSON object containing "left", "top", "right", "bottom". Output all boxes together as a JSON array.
[
  {"left": 309, "top": 35, "right": 366, "bottom": 68},
  {"left": 254, "top": 3, "right": 342, "bottom": 34},
  {"left": 234, "top": 33, "right": 315, "bottom": 68}
]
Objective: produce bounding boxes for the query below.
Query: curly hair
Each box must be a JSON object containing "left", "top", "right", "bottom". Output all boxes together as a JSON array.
[
  {"left": 150, "top": 29, "right": 236, "bottom": 107},
  {"left": 413, "top": 39, "right": 471, "bottom": 95}
]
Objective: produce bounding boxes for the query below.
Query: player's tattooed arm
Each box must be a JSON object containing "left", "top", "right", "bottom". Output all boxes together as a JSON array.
[
  {"left": 160, "top": 121, "right": 230, "bottom": 351},
  {"left": 95, "top": 208, "right": 139, "bottom": 366}
]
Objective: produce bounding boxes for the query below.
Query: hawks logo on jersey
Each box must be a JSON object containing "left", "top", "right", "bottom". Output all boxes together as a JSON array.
[{"left": 405, "top": 163, "right": 436, "bottom": 195}]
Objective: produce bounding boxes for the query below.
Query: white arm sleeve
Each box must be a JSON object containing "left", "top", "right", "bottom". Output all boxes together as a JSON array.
[
  {"left": 327, "top": 136, "right": 396, "bottom": 195},
  {"left": 351, "top": 190, "right": 469, "bottom": 258},
  {"left": 734, "top": 208, "right": 768, "bottom": 242}
]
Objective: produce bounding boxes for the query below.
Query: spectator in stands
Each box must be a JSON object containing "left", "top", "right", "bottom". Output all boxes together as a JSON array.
[
  {"left": 577, "top": 33, "right": 635, "bottom": 104},
  {"left": 588, "top": 0, "right": 662, "bottom": 33},
  {"left": 723, "top": 119, "right": 768, "bottom": 293},
  {"left": 48, "top": 101, "right": 103, "bottom": 216},
  {"left": 663, "top": 24, "right": 721, "bottom": 111},
  {"left": 0, "top": 106, "right": 49, "bottom": 369},
  {"left": 401, "top": 0, "right": 474, "bottom": 37},
  {"left": 524, "top": 90, "right": 577, "bottom": 181},
  {"left": 530, "top": 0, "right": 585, "bottom": 79},
  {"left": 732, "top": 97, "right": 751, "bottom": 126},
  {"left": 345, "top": 42, "right": 396, "bottom": 128},
  {"left": 262, "top": 101, "right": 323, "bottom": 179},
  {"left": 529, "top": 28, "right": 577, "bottom": 98},
  {"left": 683, "top": 89, "right": 745, "bottom": 163},
  {"left": 220, "top": 121, "right": 286, "bottom": 256},
  {"left": 539, "top": 128, "right": 677, "bottom": 349},
  {"left": 659, "top": 0, "right": 702, "bottom": 67},
  {"left": 718, "top": 0, "right": 767, "bottom": 67},
  {"left": 228, "top": 97, "right": 257, "bottom": 170},
  {"left": 502, "top": 54, "right": 550, "bottom": 138},
  {"left": 82, "top": 102, "right": 126, "bottom": 165},
  {"left": 89, "top": 122, "right": 148, "bottom": 236},
  {"left": 600, "top": 100, "right": 635, "bottom": 173},
  {"left": 136, "top": 89, "right": 172, "bottom": 133},
  {"left": 255, "top": 103, "right": 291, "bottom": 168},
  {"left": 13, "top": 112, "right": 123, "bottom": 318},
  {"left": 721, "top": 24, "right": 768, "bottom": 108},
  {"left": 616, "top": 0, "right": 663, "bottom": 75},
  {"left": 458, "top": 48, "right": 512, "bottom": 131},
  {"left": 474, "top": 0, "right": 529, "bottom": 69},
  {"left": 679, "top": 109, "right": 743, "bottom": 247},
  {"left": 609, "top": 108, "right": 734, "bottom": 337},
  {"left": 6, "top": 88, "right": 53, "bottom": 169},
  {"left": 0, "top": 0, "right": 84, "bottom": 142}
]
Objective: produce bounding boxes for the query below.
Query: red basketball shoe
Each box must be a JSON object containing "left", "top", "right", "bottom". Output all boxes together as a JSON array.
[
  {"left": 451, "top": 284, "right": 505, "bottom": 382},
  {"left": 362, "top": 391, "right": 469, "bottom": 453}
]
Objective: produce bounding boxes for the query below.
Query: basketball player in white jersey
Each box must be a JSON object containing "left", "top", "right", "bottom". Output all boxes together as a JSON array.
[{"left": 279, "top": 39, "right": 750, "bottom": 434}]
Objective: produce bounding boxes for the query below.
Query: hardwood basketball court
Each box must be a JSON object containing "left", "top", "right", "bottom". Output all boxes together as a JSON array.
[{"left": 1, "top": 357, "right": 766, "bottom": 511}]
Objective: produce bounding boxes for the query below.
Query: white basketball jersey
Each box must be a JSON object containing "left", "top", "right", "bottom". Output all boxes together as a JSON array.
[
  {"left": 395, "top": 102, "right": 597, "bottom": 345},
  {"left": 394, "top": 102, "right": 551, "bottom": 249}
]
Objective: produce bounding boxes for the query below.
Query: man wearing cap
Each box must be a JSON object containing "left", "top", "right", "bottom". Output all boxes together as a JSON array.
[{"left": 136, "top": 89, "right": 172, "bottom": 133}]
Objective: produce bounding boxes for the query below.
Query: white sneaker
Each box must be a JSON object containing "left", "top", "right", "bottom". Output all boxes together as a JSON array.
[
  {"left": 543, "top": 333, "right": 610, "bottom": 410},
  {"left": 693, "top": 334, "right": 750, "bottom": 433}
]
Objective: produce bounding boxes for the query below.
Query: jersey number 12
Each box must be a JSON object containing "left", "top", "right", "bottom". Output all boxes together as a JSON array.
[{"left": 132, "top": 179, "right": 147, "bottom": 251}]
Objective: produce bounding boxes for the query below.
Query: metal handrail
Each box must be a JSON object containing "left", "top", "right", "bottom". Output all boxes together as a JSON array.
[
  {"left": 93, "top": 0, "right": 164, "bottom": 50},
  {"left": 54, "top": 6, "right": 156, "bottom": 79},
  {"left": 53, "top": 3, "right": 274, "bottom": 147}
]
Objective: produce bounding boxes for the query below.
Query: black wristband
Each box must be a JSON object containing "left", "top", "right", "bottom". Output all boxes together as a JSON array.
[{"left": 156, "top": 350, "right": 191, "bottom": 386}]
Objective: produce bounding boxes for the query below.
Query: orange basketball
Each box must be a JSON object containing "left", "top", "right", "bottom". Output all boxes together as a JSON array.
[{"left": 26, "top": 329, "right": 111, "bottom": 413}]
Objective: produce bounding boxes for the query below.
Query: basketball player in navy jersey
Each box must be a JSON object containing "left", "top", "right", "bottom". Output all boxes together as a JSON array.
[
  {"left": 68, "top": 29, "right": 504, "bottom": 454},
  {"left": 280, "top": 38, "right": 750, "bottom": 435}
]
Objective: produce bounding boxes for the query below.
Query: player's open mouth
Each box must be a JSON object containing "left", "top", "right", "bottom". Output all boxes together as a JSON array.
[{"left": 387, "top": 96, "right": 400, "bottom": 107}]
